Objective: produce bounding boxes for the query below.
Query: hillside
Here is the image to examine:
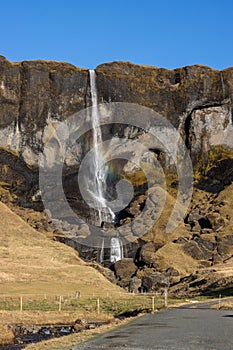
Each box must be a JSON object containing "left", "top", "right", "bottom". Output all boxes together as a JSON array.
[{"left": 0, "top": 201, "right": 124, "bottom": 297}]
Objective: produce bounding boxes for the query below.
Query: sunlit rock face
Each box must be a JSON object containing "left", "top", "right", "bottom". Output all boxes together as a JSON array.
[{"left": 185, "top": 105, "right": 233, "bottom": 162}]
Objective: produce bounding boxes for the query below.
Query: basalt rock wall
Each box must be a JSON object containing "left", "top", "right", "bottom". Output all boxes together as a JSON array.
[{"left": 0, "top": 56, "right": 233, "bottom": 169}]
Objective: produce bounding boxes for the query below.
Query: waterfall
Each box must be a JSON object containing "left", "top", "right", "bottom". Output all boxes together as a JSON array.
[
  {"left": 110, "top": 237, "right": 124, "bottom": 263},
  {"left": 99, "top": 237, "right": 124, "bottom": 264},
  {"left": 15, "top": 119, "right": 20, "bottom": 153},
  {"left": 89, "top": 69, "right": 115, "bottom": 225},
  {"left": 89, "top": 70, "right": 123, "bottom": 264},
  {"left": 99, "top": 238, "right": 105, "bottom": 263}
]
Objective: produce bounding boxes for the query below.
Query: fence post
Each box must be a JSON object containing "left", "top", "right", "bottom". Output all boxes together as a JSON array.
[
  {"left": 218, "top": 294, "right": 221, "bottom": 310},
  {"left": 59, "top": 296, "right": 62, "bottom": 312},
  {"left": 97, "top": 298, "right": 100, "bottom": 314},
  {"left": 20, "top": 296, "right": 23, "bottom": 312},
  {"left": 152, "top": 296, "right": 155, "bottom": 313},
  {"left": 164, "top": 288, "right": 168, "bottom": 308}
]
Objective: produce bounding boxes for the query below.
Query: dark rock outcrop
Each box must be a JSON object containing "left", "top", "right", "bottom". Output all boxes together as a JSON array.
[
  {"left": 141, "top": 270, "right": 170, "bottom": 293},
  {"left": 137, "top": 242, "right": 163, "bottom": 267},
  {"left": 114, "top": 258, "right": 137, "bottom": 280},
  {"left": 113, "top": 258, "right": 138, "bottom": 288},
  {"left": 96, "top": 63, "right": 231, "bottom": 128}
]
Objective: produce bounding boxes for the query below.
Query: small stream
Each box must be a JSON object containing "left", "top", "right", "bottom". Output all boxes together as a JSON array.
[{"left": 0, "top": 321, "right": 109, "bottom": 350}]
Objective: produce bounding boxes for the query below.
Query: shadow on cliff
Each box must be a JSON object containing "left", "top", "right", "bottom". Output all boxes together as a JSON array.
[
  {"left": 0, "top": 148, "right": 39, "bottom": 207},
  {"left": 195, "top": 158, "right": 233, "bottom": 193}
]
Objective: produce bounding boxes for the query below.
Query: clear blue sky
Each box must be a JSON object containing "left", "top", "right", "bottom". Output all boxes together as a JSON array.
[{"left": 1, "top": 0, "right": 232, "bottom": 70}]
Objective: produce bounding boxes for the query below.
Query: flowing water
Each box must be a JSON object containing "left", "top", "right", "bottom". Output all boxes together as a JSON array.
[
  {"left": 89, "top": 69, "right": 107, "bottom": 225},
  {"left": 110, "top": 237, "right": 124, "bottom": 263},
  {"left": 89, "top": 70, "right": 123, "bottom": 262},
  {"left": 99, "top": 238, "right": 105, "bottom": 263},
  {"left": 89, "top": 70, "right": 116, "bottom": 225}
]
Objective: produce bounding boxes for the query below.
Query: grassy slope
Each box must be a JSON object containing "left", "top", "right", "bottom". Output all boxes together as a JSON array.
[
  {"left": 144, "top": 189, "right": 199, "bottom": 277},
  {"left": 0, "top": 201, "right": 124, "bottom": 297}
]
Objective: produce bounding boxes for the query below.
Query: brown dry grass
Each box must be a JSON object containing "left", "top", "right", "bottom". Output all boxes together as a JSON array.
[
  {"left": 0, "top": 310, "right": 112, "bottom": 325},
  {"left": 142, "top": 188, "right": 197, "bottom": 277},
  {"left": 155, "top": 242, "right": 199, "bottom": 277},
  {"left": 146, "top": 184, "right": 233, "bottom": 279},
  {"left": 220, "top": 301, "right": 233, "bottom": 309},
  {"left": 0, "top": 201, "right": 127, "bottom": 346},
  {"left": 204, "top": 257, "right": 233, "bottom": 277},
  {"left": 0, "top": 201, "right": 124, "bottom": 297},
  {"left": 145, "top": 188, "right": 192, "bottom": 244}
]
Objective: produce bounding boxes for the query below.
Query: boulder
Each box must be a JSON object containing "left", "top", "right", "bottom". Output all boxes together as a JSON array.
[
  {"left": 206, "top": 212, "right": 225, "bottom": 230},
  {"left": 183, "top": 241, "right": 213, "bottom": 261},
  {"left": 129, "top": 276, "right": 142, "bottom": 293},
  {"left": 114, "top": 258, "right": 137, "bottom": 281},
  {"left": 137, "top": 243, "right": 162, "bottom": 267},
  {"left": 73, "top": 319, "right": 89, "bottom": 332},
  {"left": 194, "top": 237, "right": 216, "bottom": 251},
  {"left": 142, "top": 271, "right": 170, "bottom": 292}
]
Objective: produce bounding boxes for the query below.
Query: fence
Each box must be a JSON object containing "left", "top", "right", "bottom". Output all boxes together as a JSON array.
[{"left": 0, "top": 292, "right": 168, "bottom": 314}]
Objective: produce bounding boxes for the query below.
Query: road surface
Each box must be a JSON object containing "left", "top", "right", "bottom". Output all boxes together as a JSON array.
[{"left": 72, "top": 306, "right": 233, "bottom": 349}]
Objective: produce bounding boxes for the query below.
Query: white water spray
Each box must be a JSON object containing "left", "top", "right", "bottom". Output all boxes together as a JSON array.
[
  {"left": 99, "top": 238, "right": 105, "bottom": 263},
  {"left": 110, "top": 237, "right": 124, "bottom": 263},
  {"left": 15, "top": 119, "right": 20, "bottom": 153}
]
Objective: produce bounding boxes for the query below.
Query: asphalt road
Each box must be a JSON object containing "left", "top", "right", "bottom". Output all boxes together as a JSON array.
[{"left": 72, "top": 307, "right": 233, "bottom": 350}]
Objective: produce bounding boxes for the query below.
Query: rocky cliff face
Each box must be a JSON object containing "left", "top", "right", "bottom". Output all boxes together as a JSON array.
[
  {"left": 0, "top": 55, "right": 89, "bottom": 163},
  {"left": 96, "top": 63, "right": 233, "bottom": 174},
  {"left": 1, "top": 55, "right": 233, "bottom": 296},
  {"left": 1, "top": 56, "right": 233, "bottom": 167}
]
